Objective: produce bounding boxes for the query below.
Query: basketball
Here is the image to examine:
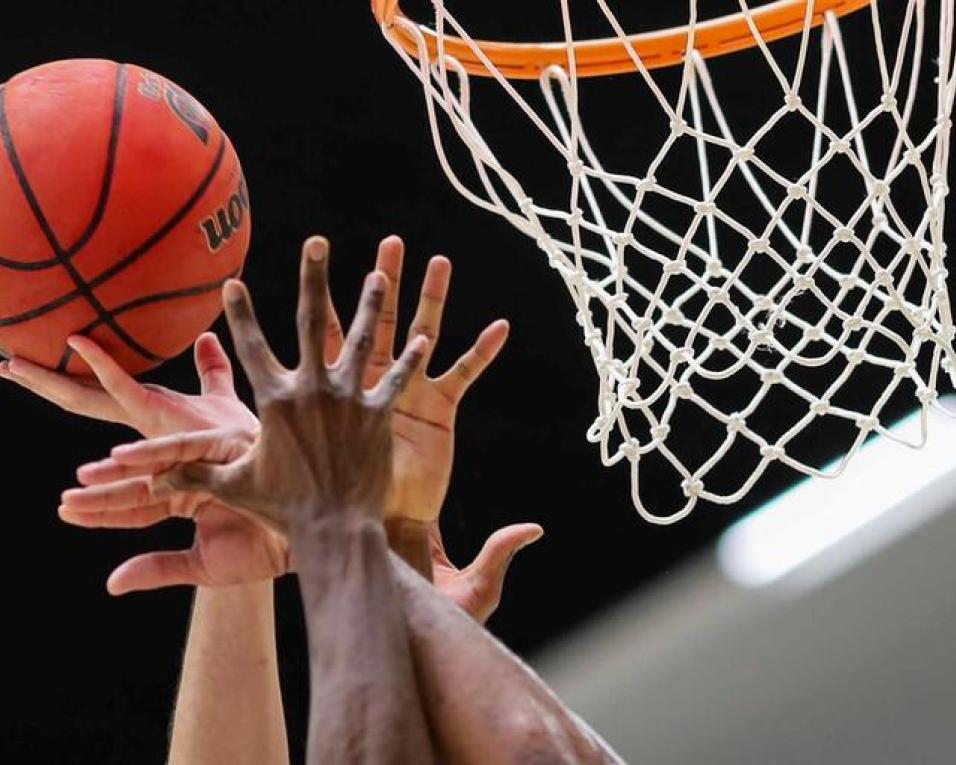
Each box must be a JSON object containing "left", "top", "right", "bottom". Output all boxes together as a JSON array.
[{"left": 0, "top": 59, "right": 250, "bottom": 376}]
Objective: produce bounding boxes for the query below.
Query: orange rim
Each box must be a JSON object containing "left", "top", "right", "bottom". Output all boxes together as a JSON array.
[{"left": 372, "top": 0, "right": 872, "bottom": 79}]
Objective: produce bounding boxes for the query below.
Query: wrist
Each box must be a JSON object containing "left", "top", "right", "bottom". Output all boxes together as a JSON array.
[{"left": 384, "top": 518, "right": 433, "bottom": 582}]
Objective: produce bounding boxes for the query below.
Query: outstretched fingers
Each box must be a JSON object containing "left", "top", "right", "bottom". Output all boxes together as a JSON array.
[
  {"left": 193, "top": 332, "right": 237, "bottom": 397},
  {"left": 407, "top": 255, "right": 451, "bottom": 371},
  {"left": 436, "top": 319, "right": 510, "bottom": 403},
  {"left": 370, "top": 335, "right": 429, "bottom": 408},
  {"left": 67, "top": 335, "right": 149, "bottom": 415},
  {"left": 296, "top": 237, "right": 332, "bottom": 377},
  {"left": 335, "top": 271, "right": 389, "bottom": 393},
  {"left": 365, "top": 235, "right": 405, "bottom": 384},
  {"left": 0, "top": 356, "right": 119, "bottom": 420},
  {"left": 223, "top": 280, "right": 284, "bottom": 391}
]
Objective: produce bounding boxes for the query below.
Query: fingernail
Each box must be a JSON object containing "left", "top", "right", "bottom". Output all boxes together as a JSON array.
[
  {"left": 223, "top": 280, "right": 244, "bottom": 302},
  {"left": 306, "top": 237, "right": 328, "bottom": 261},
  {"left": 66, "top": 336, "right": 82, "bottom": 351}
]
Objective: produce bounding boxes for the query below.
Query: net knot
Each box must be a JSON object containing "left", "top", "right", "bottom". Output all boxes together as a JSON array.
[
  {"left": 711, "top": 336, "right": 731, "bottom": 351},
  {"left": 761, "top": 444, "right": 785, "bottom": 461},
  {"left": 871, "top": 180, "right": 890, "bottom": 198},
  {"left": 874, "top": 269, "right": 894, "bottom": 287},
  {"left": 787, "top": 183, "right": 808, "bottom": 200},
  {"left": 726, "top": 413, "right": 746, "bottom": 433},
  {"left": 760, "top": 369, "right": 783, "bottom": 385},
  {"left": 894, "top": 361, "right": 916, "bottom": 378},
  {"left": 748, "top": 238, "right": 771, "bottom": 255},
  {"left": 811, "top": 399, "right": 831, "bottom": 416},
  {"left": 796, "top": 245, "right": 815, "bottom": 264},
  {"left": 845, "top": 347, "right": 866, "bottom": 365},
  {"left": 843, "top": 315, "right": 865, "bottom": 332},
  {"left": 681, "top": 477, "right": 704, "bottom": 498},
  {"left": 651, "top": 424, "right": 671, "bottom": 441},
  {"left": 804, "top": 325, "right": 824, "bottom": 342},
  {"left": 669, "top": 118, "right": 688, "bottom": 137},
  {"left": 567, "top": 158, "right": 585, "bottom": 177},
  {"left": 880, "top": 92, "right": 898, "bottom": 111},
  {"left": 708, "top": 286, "right": 729, "bottom": 305},
  {"left": 619, "top": 438, "right": 641, "bottom": 461},
  {"left": 784, "top": 93, "right": 802, "bottom": 111},
  {"left": 871, "top": 212, "right": 888, "bottom": 229},
  {"left": 518, "top": 197, "right": 535, "bottom": 214},
  {"left": 734, "top": 146, "right": 756, "bottom": 162},
  {"left": 793, "top": 274, "right": 813, "bottom": 292},
  {"left": 839, "top": 275, "right": 858, "bottom": 291},
  {"left": 856, "top": 415, "right": 879, "bottom": 432},
  {"left": 612, "top": 232, "right": 635, "bottom": 248},
  {"left": 673, "top": 381, "right": 694, "bottom": 399},
  {"left": 670, "top": 347, "right": 692, "bottom": 365},
  {"left": 567, "top": 207, "right": 585, "bottom": 226},
  {"left": 663, "top": 306, "right": 685, "bottom": 325},
  {"left": 631, "top": 316, "right": 653, "bottom": 334},
  {"left": 905, "top": 147, "right": 922, "bottom": 165},
  {"left": 663, "top": 259, "right": 686, "bottom": 276},
  {"left": 695, "top": 200, "right": 717, "bottom": 216},
  {"left": 835, "top": 226, "right": 855, "bottom": 243},
  {"left": 831, "top": 138, "right": 852, "bottom": 154},
  {"left": 637, "top": 175, "right": 657, "bottom": 194},
  {"left": 607, "top": 293, "right": 628, "bottom": 311},
  {"left": 706, "top": 258, "right": 723, "bottom": 277},
  {"left": 917, "top": 387, "right": 938, "bottom": 405}
]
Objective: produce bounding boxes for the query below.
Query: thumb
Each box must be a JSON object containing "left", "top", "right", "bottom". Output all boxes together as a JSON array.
[
  {"left": 467, "top": 523, "right": 544, "bottom": 620},
  {"left": 107, "top": 550, "right": 204, "bottom": 595},
  {"left": 194, "top": 333, "right": 237, "bottom": 397}
]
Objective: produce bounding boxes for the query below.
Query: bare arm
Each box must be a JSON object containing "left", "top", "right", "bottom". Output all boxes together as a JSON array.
[
  {"left": 168, "top": 583, "right": 288, "bottom": 765},
  {"left": 295, "top": 519, "right": 436, "bottom": 765},
  {"left": 391, "top": 553, "right": 624, "bottom": 765}
]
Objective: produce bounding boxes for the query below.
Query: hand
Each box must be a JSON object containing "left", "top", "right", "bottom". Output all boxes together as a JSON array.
[
  {"left": 0, "top": 328, "right": 285, "bottom": 595},
  {"left": 0, "top": 332, "right": 258, "bottom": 439},
  {"left": 349, "top": 237, "right": 544, "bottom": 620},
  {"left": 143, "top": 238, "right": 426, "bottom": 531},
  {"left": 67, "top": 426, "right": 543, "bottom": 620},
  {"left": 61, "top": 236, "right": 543, "bottom": 620}
]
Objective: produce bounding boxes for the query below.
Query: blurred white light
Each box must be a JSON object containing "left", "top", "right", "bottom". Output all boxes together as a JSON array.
[{"left": 717, "top": 401, "right": 956, "bottom": 589}]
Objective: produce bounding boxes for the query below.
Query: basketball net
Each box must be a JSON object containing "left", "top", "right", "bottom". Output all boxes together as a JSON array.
[{"left": 376, "top": 0, "right": 956, "bottom": 523}]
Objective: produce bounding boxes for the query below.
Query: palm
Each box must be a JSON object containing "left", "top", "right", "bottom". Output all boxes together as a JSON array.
[{"left": 387, "top": 379, "right": 456, "bottom": 521}]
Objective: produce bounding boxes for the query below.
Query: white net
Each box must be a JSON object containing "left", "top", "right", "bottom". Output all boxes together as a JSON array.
[{"left": 381, "top": 1, "right": 956, "bottom": 523}]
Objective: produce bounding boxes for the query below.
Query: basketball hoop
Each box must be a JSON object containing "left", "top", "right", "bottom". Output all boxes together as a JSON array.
[{"left": 374, "top": 0, "right": 956, "bottom": 524}]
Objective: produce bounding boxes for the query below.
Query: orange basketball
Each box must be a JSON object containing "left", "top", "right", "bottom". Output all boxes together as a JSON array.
[{"left": 0, "top": 59, "right": 250, "bottom": 375}]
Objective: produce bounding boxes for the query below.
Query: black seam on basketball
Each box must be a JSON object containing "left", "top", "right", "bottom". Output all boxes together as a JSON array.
[
  {"left": 0, "top": 73, "right": 161, "bottom": 363},
  {"left": 66, "top": 63, "right": 127, "bottom": 256},
  {"left": 0, "top": 136, "right": 227, "bottom": 326},
  {"left": 0, "top": 82, "right": 230, "bottom": 363},
  {"left": 56, "top": 269, "right": 240, "bottom": 373},
  {"left": 0, "top": 65, "right": 127, "bottom": 273}
]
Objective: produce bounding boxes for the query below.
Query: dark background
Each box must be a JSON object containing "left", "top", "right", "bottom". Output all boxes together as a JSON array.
[{"left": 0, "top": 1, "right": 945, "bottom": 762}]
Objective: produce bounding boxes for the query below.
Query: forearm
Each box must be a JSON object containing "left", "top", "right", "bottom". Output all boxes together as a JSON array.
[
  {"left": 391, "top": 554, "right": 624, "bottom": 765},
  {"left": 168, "top": 581, "right": 288, "bottom": 765},
  {"left": 294, "top": 518, "right": 436, "bottom": 765}
]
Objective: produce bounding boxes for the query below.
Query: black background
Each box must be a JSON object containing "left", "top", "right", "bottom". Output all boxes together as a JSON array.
[{"left": 0, "top": 1, "right": 947, "bottom": 762}]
